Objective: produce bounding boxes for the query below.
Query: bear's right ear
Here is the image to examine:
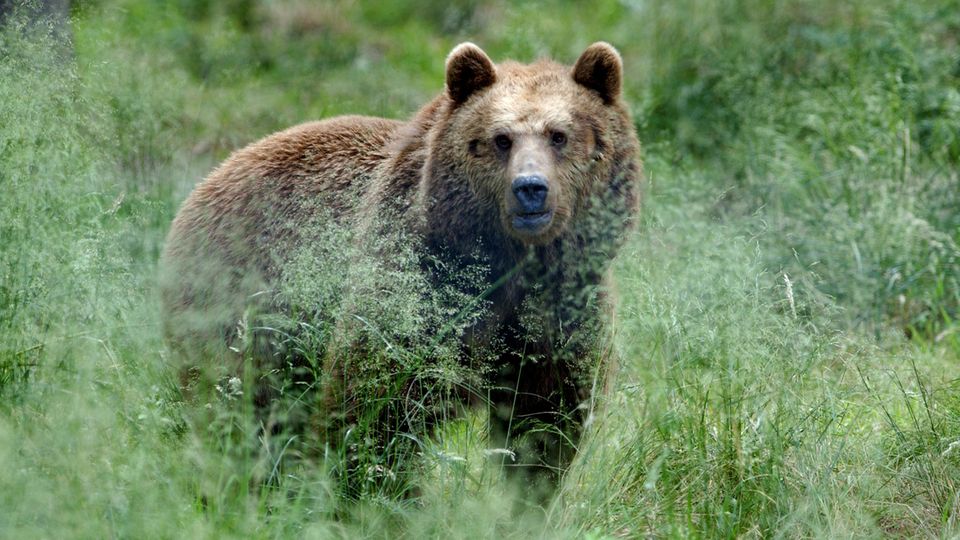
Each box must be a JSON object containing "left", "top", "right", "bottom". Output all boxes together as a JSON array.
[
  {"left": 445, "top": 42, "right": 497, "bottom": 105},
  {"left": 572, "top": 42, "right": 623, "bottom": 104}
]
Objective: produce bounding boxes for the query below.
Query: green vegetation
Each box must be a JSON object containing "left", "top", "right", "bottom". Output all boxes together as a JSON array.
[{"left": 1, "top": 0, "right": 958, "bottom": 536}]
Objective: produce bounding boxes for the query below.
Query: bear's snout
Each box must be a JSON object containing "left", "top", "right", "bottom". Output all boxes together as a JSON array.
[
  {"left": 512, "top": 175, "right": 549, "bottom": 212},
  {"left": 510, "top": 174, "right": 554, "bottom": 233}
]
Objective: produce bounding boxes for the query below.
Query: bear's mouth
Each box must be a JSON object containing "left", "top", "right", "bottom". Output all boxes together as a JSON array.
[{"left": 511, "top": 209, "right": 554, "bottom": 233}]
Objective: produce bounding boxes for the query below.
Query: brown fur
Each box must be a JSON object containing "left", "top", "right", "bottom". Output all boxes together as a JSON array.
[{"left": 161, "top": 42, "right": 642, "bottom": 490}]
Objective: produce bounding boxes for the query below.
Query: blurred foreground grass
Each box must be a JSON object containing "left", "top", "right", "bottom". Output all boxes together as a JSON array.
[{"left": 1, "top": 0, "right": 958, "bottom": 537}]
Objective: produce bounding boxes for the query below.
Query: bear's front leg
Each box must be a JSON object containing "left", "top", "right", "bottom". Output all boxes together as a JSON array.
[
  {"left": 489, "top": 359, "right": 588, "bottom": 493},
  {"left": 485, "top": 275, "right": 616, "bottom": 495},
  {"left": 486, "top": 326, "right": 606, "bottom": 497}
]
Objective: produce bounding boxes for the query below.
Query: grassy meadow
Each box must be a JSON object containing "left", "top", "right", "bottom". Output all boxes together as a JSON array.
[{"left": 1, "top": 0, "right": 959, "bottom": 537}]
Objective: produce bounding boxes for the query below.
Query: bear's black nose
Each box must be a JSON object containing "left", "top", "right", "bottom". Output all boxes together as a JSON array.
[{"left": 512, "top": 175, "right": 549, "bottom": 213}]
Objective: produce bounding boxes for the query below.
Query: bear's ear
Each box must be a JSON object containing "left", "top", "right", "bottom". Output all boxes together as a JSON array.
[
  {"left": 572, "top": 42, "right": 623, "bottom": 104},
  {"left": 445, "top": 42, "right": 497, "bottom": 105}
]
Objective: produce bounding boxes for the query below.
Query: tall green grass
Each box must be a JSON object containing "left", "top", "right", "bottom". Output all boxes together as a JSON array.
[{"left": 1, "top": 0, "right": 958, "bottom": 537}]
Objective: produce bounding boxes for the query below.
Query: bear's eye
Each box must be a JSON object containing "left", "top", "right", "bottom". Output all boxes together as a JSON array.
[
  {"left": 550, "top": 131, "right": 568, "bottom": 147},
  {"left": 494, "top": 134, "right": 512, "bottom": 151}
]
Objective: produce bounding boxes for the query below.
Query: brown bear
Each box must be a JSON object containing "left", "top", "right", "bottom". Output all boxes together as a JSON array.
[{"left": 160, "top": 42, "right": 642, "bottom": 493}]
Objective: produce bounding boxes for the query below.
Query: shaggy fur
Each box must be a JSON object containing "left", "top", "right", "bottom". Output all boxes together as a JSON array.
[{"left": 161, "top": 42, "right": 642, "bottom": 489}]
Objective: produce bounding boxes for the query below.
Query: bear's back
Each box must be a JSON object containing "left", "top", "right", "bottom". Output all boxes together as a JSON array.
[
  {"left": 179, "top": 115, "right": 403, "bottom": 227},
  {"left": 160, "top": 115, "right": 404, "bottom": 349}
]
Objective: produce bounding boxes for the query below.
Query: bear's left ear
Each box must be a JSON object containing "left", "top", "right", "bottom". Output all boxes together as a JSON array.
[
  {"left": 572, "top": 42, "right": 623, "bottom": 104},
  {"left": 446, "top": 42, "right": 497, "bottom": 105}
]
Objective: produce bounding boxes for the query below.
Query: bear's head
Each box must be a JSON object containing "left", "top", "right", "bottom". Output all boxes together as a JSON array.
[{"left": 424, "top": 42, "right": 635, "bottom": 248}]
